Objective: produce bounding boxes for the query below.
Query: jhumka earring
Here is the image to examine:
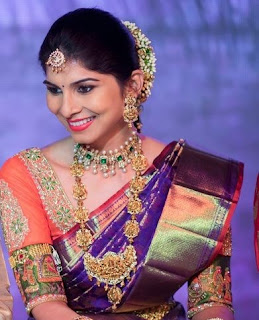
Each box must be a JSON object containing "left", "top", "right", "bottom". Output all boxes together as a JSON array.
[
  {"left": 123, "top": 95, "right": 138, "bottom": 128},
  {"left": 46, "top": 48, "right": 66, "bottom": 73}
]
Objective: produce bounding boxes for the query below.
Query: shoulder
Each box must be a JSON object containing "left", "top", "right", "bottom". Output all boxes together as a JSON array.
[
  {"left": 141, "top": 136, "right": 167, "bottom": 164},
  {"left": 175, "top": 141, "right": 244, "bottom": 201},
  {"left": 41, "top": 137, "right": 74, "bottom": 168},
  {"left": 0, "top": 148, "right": 44, "bottom": 195}
]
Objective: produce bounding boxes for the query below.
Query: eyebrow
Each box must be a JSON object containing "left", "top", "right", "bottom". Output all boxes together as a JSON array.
[{"left": 43, "top": 78, "right": 100, "bottom": 87}]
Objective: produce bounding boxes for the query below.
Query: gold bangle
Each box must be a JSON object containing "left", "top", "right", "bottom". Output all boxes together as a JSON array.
[
  {"left": 207, "top": 318, "right": 224, "bottom": 320},
  {"left": 73, "top": 316, "right": 92, "bottom": 320}
]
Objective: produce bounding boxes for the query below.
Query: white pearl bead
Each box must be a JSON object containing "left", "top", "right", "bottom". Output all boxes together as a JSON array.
[
  {"left": 114, "top": 149, "right": 118, "bottom": 153},
  {"left": 129, "top": 137, "right": 133, "bottom": 141},
  {"left": 93, "top": 169, "right": 98, "bottom": 174},
  {"left": 85, "top": 166, "right": 90, "bottom": 171},
  {"left": 111, "top": 170, "right": 116, "bottom": 176},
  {"left": 127, "top": 159, "right": 131, "bottom": 163},
  {"left": 102, "top": 150, "right": 106, "bottom": 155},
  {"left": 120, "top": 145, "right": 124, "bottom": 150},
  {"left": 122, "top": 168, "right": 127, "bottom": 173},
  {"left": 104, "top": 173, "right": 108, "bottom": 178},
  {"left": 125, "top": 141, "right": 128, "bottom": 145},
  {"left": 109, "top": 150, "right": 113, "bottom": 155}
]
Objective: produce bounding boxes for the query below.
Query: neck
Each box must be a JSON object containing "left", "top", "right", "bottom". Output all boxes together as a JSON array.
[{"left": 87, "top": 126, "right": 136, "bottom": 152}]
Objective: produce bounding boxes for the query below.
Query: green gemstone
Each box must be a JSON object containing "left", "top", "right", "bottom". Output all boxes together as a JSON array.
[
  {"left": 100, "top": 157, "right": 107, "bottom": 164},
  {"left": 130, "top": 146, "right": 134, "bottom": 152},
  {"left": 117, "top": 155, "right": 123, "bottom": 162},
  {"left": 86, "top": 153, "right": 92, "bottom": 159}
]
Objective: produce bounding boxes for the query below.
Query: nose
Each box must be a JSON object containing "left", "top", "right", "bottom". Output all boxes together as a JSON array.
[{"left": 59, "top": 91, "right": 82, "bottom": 118}]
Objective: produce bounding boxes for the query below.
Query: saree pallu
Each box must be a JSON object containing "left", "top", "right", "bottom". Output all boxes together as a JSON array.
[{"left": 52, "top": 142, "right": 243, "bottom": 319}]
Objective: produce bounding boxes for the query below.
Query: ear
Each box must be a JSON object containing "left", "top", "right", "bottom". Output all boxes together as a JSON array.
[{"left": 125, "top": 69, "right": 144, "bottom": 98}]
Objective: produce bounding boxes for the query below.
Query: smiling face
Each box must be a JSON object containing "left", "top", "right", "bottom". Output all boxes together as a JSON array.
[{"left": 44, "top": 60, "right": 135, "bottom": 149}]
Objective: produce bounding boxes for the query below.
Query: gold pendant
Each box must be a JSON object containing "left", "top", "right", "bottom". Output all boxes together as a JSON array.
[
  {"left": 73, "top": 183, "right": 87, "bottom": 200},
  {"left": 124, "top": 220, "right": 140, "bottom": 241},
  {"left": 131, "top": 154, "right": 147, "bottom": 172},
  {"left": 70, "top": 162, "right": 85, "bottom": 177},
  {"left": 83, "top": 245, "right": 137, "bottom": 285},
  {"left": 130, "top": 176, "right": 146, "bottom": 193},
  {"left": 74, "top": 207, "right": 89, "bottom": 224},
  {"left": 127, "top": 197, "right": 142, "bottom": 215},
  {"left": 107, "top": 286, "right": 123, "bottom": 309},
  {"left": 76, "top": 229, "right": 93, "bottom": 249}
]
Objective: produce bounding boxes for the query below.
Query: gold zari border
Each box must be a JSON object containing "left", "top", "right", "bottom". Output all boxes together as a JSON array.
[
  {"left": 26, "top": 294, "right": 67, "bottom": 313},
  {"left": 135, "top": 303, "right": 171, "bottom": 320}
]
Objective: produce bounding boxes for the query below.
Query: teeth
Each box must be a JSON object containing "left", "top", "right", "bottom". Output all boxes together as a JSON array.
[{"left": 70, "top": 117, "right": 95, "bottom": 127}]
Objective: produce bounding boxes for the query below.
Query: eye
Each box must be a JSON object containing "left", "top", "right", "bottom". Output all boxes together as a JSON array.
[
  {"left": 77, "top": 85, "right": 94, "bottom": 94},
  {"left": 46, "top": 86, "right": 62, "bottom": 95}
]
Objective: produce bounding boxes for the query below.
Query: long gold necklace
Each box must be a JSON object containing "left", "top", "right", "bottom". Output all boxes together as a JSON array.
[{"left": 70, "top": 132, "right": 148, "bottom": 309}]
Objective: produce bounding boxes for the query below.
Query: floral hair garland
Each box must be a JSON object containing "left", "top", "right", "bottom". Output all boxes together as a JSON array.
[{"left": 123, "top": 21, "right": 156, "bottom": 105}]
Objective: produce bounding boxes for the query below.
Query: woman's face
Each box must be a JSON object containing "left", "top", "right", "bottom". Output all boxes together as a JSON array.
[{"left": 44, "top": 60, "right": 129, "bottom": 148}]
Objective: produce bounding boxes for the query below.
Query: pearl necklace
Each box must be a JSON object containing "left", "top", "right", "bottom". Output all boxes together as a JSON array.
[
  {"left": 73, "top": 132, "right": 140, "bottom": 178},
  {"left": 70, "top": 133, "right": 148, "bottom": 309}
]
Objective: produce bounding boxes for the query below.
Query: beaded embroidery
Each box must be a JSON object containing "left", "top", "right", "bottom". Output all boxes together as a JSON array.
[
  {"left": 18, "top": 148, "right": 75, "bottom": 233},
  {"left": 10, "top": 244, "right": 66, "bottom": 314},
  {"left": 0, "top": 179, "right": 29, "bottom": 251},
  {"left": 220, "top": 228, "right": 232, "bottom": 256},
  {"left": 187, "top": 263, "right": 233, "bottom": 318}
]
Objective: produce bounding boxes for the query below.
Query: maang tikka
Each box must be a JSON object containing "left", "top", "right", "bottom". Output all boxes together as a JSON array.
[{"left": 46, "top": 48, "right": 66, "bottom": 73}]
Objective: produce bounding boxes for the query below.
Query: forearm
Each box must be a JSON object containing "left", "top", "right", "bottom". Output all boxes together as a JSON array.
[
  {"left": 31, "top": 301, "right": 91, "bottom": 320},
  {"left": 192, "top": 305, "right": 234, "bottom": 320},
  {"left": 32, "top": 302, "right": 142, "bottom": 320}
]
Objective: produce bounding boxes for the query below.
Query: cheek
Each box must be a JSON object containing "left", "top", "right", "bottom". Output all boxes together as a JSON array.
[{"left": 46, "top": 94, "right": 60, "bottom": 115}]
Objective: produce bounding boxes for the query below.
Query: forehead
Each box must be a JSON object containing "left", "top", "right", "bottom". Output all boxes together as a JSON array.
[{"left": 45, "top": 60, "right": 109, "bottom": 84}]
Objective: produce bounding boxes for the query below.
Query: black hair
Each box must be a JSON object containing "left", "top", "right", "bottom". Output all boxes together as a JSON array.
[{"left": 38, "top": 8, "right": 139, "bottom": 87}]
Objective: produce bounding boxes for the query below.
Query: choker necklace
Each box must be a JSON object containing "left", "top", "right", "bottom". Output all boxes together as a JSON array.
[
  {"left": 70, "top": 133, "right": 148, "bottom": 309},
  {"left": 73, "top": 132, "right": 139, "bottom": 178}
]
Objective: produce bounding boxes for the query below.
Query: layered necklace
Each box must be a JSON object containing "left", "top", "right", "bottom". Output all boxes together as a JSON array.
[{"left": 70, "top": 131, "right": 148, "bottom": 309}]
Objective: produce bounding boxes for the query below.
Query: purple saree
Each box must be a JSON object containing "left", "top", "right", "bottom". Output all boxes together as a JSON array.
[{"left": 50, "top": 141, "right": 243, "bottom": 319}]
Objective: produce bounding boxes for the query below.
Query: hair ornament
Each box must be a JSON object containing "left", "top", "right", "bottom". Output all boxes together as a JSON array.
[
  {"left": 123, "top": 21, "right": 156, "bottom": 105},
  {"left": 46, "top": 48, "right": 66, "bottom": 73}
]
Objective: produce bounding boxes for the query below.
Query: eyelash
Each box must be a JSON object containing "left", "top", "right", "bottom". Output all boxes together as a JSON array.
[
  {"left": 46, "top": 86, "right": 62, "bottom": 95},
  {"left": 46, "top": 85, "right": 94, "bottom": 95},
  {"left": 77, "top": 85, "right": 94, "bottom": 94}
]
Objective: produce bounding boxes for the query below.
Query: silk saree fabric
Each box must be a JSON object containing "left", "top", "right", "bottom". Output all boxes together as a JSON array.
[{"left": 0, "top": 141, "right": 243, "bottom": 319}]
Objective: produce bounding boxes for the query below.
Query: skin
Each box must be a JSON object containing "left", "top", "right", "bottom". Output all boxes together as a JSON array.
[{"left": 32, "top": 60, "right": 233, "bottom": 320}]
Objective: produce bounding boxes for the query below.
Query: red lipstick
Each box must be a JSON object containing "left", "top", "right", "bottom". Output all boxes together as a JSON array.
[{"left": 67, "top": 117, "right": 95, "bottom": 132}]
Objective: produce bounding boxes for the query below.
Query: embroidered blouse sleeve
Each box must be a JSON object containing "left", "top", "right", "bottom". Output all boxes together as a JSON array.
[
  {"left": 0, "top": 155, "right": 67, "bottom": 314},
  {"left": 187, "top": 228, "right": 233, "bottom": 319}
]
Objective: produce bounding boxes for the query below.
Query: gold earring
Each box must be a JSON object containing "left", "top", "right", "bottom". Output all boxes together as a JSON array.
[{"left": 123, "top": 95, "right": 138, "bottom": 127}]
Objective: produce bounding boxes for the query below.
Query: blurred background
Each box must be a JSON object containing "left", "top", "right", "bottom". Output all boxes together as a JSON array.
[{"left": 0, "top": 0, "right": 258, "bottom": 319}]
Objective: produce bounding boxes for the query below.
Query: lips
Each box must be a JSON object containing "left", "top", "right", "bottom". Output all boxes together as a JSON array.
[{"left": 67, "top": 116, "right": 96, "bottom": 132}]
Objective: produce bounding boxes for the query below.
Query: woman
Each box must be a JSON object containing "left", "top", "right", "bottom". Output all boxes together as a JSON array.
[{"left": 0, "top": 8, "right": 243, "bottom": 320}]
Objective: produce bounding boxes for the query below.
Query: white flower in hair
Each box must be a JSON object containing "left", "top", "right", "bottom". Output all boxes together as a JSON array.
[{"left": 123, "top": 21, "right": 156, "bottom": 104}]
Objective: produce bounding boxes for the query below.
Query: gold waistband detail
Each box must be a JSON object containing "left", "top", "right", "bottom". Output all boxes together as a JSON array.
[
  {"left": 135, "top": 303, "right": 171, "bottom": 320},
  {"left": 28, "top": 243, "right": 52, "bottom": 258}
]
